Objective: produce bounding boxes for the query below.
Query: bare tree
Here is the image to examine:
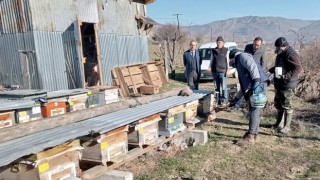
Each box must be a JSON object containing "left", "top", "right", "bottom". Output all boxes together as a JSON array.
[
  {"left": 289, "top": 28, "right": 306, "bottom": 50},
  {"left": 153, "top": 24, "right": 189, "bottom": 79}
]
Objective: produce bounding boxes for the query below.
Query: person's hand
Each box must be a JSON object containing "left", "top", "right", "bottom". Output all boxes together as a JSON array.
[
  {"left": 252, "top": 82, "right": 263, "bottom": 94},
  {"left": 207, "top": 68, "right": 211, "bottom": 72}
]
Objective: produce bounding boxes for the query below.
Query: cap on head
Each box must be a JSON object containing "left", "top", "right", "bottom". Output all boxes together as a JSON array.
[
  {"left": 274, "top": 37, "right": 289, "bottom": 47},
  {"left": 229, "top": 49, "right": 240, "bottom": 59},
  {"left": 216, "top": 36, "right": 224, "bottom": 42}
]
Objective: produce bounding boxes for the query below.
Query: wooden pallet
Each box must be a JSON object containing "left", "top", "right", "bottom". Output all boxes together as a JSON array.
[{"left": 112, "top": 62, "right": 168, "bottom": 97}]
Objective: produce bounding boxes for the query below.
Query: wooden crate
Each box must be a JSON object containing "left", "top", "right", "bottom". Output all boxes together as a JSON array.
[
  {"left": 81, "top": 126, "right": 129, "bottom": 165},
  {"left": 128, "top": 114, "right": 161, "bottom": 147},
  {"left": 198, "top": 94, "right": 215, "bottom": 114},
  {"left": 68, "top": 94, "right": 88, "bottom": 112},
  {"left": 15, "top": 105, "right": 42, "bottom": 124},
  {"left": 41, "top": 101, "right": 67, "bottom": 118},
  {"left": 159, "top": 105, "right": 186, "bottom": 137},
  {"left": 0, "top": 111, "right": 15, "bottom": 129},
  {"left": 138, "top": 85, "right": 160, "bottom": 95},
  {"left": 184, "top": 100, "right": 199, "bottom": 123},
  {"left": 0, "top": 140, "right": 82, "bottom": 180}
]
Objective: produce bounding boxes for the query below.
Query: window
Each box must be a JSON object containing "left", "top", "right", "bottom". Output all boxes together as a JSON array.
[{"left": 198, "top": 48, "right": 212, "bottom": 60}]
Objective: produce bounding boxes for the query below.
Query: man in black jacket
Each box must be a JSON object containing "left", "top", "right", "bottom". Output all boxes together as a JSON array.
[
  {"left": 269, "top": 37, "right": 303, "bottom": 134},
  {"left": 209, "top": 36, "right": 229, "bottom": 106},
  {"left": 244, "top": 37, "right": 266, "bottom": 69}
]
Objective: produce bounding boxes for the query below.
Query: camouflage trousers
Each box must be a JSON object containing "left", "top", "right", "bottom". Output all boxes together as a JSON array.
[{"left": 274, "top": 88, "right": 295, "bottom": 110}]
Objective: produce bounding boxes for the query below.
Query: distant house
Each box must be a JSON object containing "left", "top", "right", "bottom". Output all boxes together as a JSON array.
[{"left": 0, "top": 0, "right": 156, "bottom": 90}]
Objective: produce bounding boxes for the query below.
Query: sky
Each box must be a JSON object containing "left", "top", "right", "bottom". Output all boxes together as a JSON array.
[{"left": 147, "top": 0, "right": 320, "bottom": 25}]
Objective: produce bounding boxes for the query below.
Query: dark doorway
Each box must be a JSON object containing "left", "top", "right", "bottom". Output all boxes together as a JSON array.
[{"left": 80, "top": 22, "right": 101, "bottom": 87}]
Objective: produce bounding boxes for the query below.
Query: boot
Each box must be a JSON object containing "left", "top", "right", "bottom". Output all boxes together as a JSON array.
[
  {"left": 243, "top": 131, "right": 258, "bottom": 141},
  {"left": 280, "top": 109, "right": 293, "bottom": 134},
  {"left": 268, "top": 110, "right": 284, "bottom": 129},
  {"left": 237, "top": 133, "right": 255, "bottom": 146}
]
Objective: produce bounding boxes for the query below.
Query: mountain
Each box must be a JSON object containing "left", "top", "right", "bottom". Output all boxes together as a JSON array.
[{"left": 183, "top": 16, "right": 318, "bottom": 43}]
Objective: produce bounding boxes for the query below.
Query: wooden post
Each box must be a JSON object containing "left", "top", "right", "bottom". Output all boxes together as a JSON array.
[
  {"left": 18, "top": 51, "right": 32, "bottom": 89},
  {"left": 163, "top": 40, "right": 169, "bottom": 80}
]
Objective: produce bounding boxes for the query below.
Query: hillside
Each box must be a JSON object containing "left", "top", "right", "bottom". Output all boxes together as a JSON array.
[{"left": 182, "top": 16, "right": 317, "bottom": 43}]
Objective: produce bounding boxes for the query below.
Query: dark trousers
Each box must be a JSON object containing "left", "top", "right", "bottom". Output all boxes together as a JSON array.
[{"left": 186, "top": 71, "right": 199, "bottom": 90}]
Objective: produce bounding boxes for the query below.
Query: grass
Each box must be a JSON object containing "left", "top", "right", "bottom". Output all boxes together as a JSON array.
[{"left": 119, "top": 76, "right": 320, "bottom": 179}]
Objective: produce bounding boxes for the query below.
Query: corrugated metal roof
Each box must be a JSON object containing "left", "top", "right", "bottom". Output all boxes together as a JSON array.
[
  {"left": 62, "top": 30, "right": 84, "bottom": 89},
  {"left": 0, "top": 0, "right": 32, "bottom": 33},
  {"left": 99, "top": 34, "right": 150, "bottom": 85},
  {"left": 97, "top": 0, "right": 141, "bottom": 35},
  {"left": 0, "top": 91, "right": 211, "bottom": 167},
  {"left": 0, "top": 32, "right": 37, "bottom": 87},
  {"left": 28, "top": 0, "right": 99, "bottom": 32},
  {"left": 33, "top": 31, "right": 69, "bottom": 90},
  {"left": 0, "top": 99, "right": 37, "bottom": 111},
  {"left": 46, "top": 89, "right": 88, "bottom": 99},
  {"left": 0, "top": 90, "right": 47, "bottom": 98}
]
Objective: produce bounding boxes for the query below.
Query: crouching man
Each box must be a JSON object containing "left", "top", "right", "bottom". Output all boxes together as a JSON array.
[{"left": 229, "top": 49, "right": 268, "bottom": 146}]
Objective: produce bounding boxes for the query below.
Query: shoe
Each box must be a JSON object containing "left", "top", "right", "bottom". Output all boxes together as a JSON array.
[
  {"left": 243, "top": 131, "right": 257, "bottom": 141},
  {"left": 236, "top": 133, "right": 256, "bottom": 146}
]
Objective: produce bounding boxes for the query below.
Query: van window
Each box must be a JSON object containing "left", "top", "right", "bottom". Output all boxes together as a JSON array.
[
  {"left": 228, "top": 46, "right": 237, "bottom": 50},
  {"left": 198, "top": 48, "right": 212, "bottom": 60}
]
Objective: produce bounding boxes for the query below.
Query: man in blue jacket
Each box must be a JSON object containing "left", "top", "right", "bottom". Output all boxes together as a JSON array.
[
  {"left": 229, "top": 49, "right": 268, "bottom": 146},
  {"left": 183, "top": 40, "right": 202, "bottom": 90}
]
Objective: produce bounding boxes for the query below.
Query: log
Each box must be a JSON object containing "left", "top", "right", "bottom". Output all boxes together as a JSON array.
[{"left": 0, "top": 87, "right": 187, "bottom": 143}]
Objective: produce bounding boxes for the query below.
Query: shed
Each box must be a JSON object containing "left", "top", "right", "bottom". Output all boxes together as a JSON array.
[{"left": 0, "top": 0, "right": 156, "bottom": 90}]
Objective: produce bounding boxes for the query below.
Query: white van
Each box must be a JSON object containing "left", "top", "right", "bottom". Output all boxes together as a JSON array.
[{"left": 198, "top": 42, "right": 237, "bottom": 80}]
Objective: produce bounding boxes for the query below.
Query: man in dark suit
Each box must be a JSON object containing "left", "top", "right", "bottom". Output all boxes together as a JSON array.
[{"left": 183, "top": 40, "right": 202, "bottom": 90}]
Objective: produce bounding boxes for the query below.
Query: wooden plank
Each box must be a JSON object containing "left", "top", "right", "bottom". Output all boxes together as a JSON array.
[
  {"left": 124, "top": 76, "right": 133, "bottom": 86},
  {"left": 153, "top": 79, "right": 163, "bottom": 88},
  {"left": 167, "top": 105, "right": 186, "bottom": 115},
  {"left": 111, "top": 68, "right": 118, "bottom": 79},
  {"left": 128, "top": 67, "right": 139, "bottom": 94},
  {"left": 149, "top": 71, "right": 161, "bottom": 81},
  {"left": 94, "top": 24, "right": 104, "bottom": 85},
  {"left": 116, "top": 68, "right": 130, "bottom": 97},
  {"left": 140, "top": 65, "right": 153, "bottom": 85},
  {"left": 120, "top": 67, "right": 130, "bottom": 77},
  {"left": 156, "top": 62, "right": 168, "bottom": 85},
  {"left": 138, "top": 85, "right": 159, "bottom": 95},
  {"left": 131, "top": 74, "right": 144, "bottom": 84},
  {"left": 34, "top": 140, "right": 80, "bottom": 160},
  {"left": 137, "top": 114, "right": 161, "bottom": 124},
  {"left": 147, "top": 64, "right": 158, "bottom": 72},
  {"left": 0, "top": 87, "right": 187, "bottom": 143},
  {"left": 128, "top": 66, "right": 142, "bottom": 75}
]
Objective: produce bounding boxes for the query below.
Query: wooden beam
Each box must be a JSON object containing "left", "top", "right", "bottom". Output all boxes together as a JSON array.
[
  {"left": 0, "top": 87, "right": 187, "bottom": 143},
  {"left": 94, "top": 24, "right": 104, "bottom": 85}
]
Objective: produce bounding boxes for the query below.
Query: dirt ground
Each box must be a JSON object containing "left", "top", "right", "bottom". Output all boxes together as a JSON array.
[{"left": 118, "top": 76, "right": 320, "bottom": 180}]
